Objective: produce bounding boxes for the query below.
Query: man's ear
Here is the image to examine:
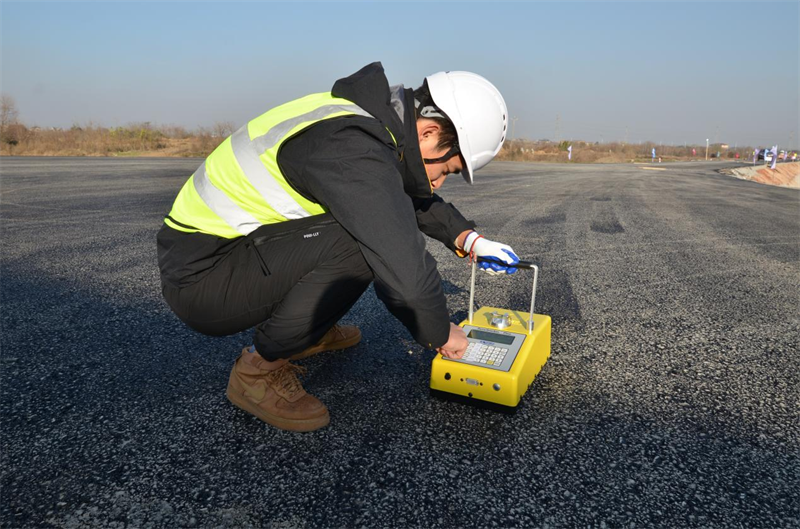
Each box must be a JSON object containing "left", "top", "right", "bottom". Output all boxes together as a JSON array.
[{"left": 417, "top": 119, "right": 442, "bottom": 141}]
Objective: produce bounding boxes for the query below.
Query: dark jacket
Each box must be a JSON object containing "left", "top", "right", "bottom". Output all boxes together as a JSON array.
[{"left": 157, "top": 62, "right": 475, "bottom": 349}]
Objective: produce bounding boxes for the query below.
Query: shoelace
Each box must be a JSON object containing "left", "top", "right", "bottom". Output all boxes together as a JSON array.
[
  {"left": 265, "top": 363, "right": 307, "bottom": 399},
  {"left": 329, "top": 325, "right": 347, "bottom": 341}
]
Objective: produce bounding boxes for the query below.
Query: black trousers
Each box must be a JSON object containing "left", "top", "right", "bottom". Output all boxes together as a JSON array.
[{"left": 162, "top": 215, "right": 374, "bottom": 361}]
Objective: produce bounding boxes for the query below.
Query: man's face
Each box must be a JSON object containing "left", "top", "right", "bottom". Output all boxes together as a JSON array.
[{"left": 417, "top": 119, "right": 464, "bottom": 190}]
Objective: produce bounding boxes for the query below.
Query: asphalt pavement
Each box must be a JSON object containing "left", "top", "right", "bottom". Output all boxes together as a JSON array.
[{"left": 1, "top": 157, "right": 798, "bottom": 528}]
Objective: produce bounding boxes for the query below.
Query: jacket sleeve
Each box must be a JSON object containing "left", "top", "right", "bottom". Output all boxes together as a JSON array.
[
  {"left": 280, "top": 124, "right": 451, "bottom": 349},
  {"left": 412, "top": 194, "right": 476, "bottom": 254}
]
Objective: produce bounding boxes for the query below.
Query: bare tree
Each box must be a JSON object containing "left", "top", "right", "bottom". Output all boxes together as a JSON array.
[
  {"left": 1, "top": 94, "right": 20, "bottom": 130},
  {"left": 1, "top": 94, "right": 22, "bottom": 149},
  {"left": 213, "top": 121, "right": 236, "bottom": 138}
]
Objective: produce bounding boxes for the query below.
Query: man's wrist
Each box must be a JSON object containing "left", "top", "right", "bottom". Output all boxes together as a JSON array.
[
  {"left": 462, "top": 231, "right": 482, "bottom": 253},
  {"left": 455, "top": 229, "right": 474, "bottom": 251}
]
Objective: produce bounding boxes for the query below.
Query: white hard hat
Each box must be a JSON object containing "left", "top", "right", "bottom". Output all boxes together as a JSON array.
[{"left": 423, "top": 70, "right": 508, "bottom": 184}]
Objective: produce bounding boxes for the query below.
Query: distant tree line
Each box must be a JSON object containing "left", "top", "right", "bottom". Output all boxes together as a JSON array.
[
  {"left": 496, "top": 139, "right": 761, "bottom": 164},
  {"left": 0, "top": 93, "right": 787, "bottom": 163},
  {"left": 0, "top": 94, "right": 237, "bottom": 157}
]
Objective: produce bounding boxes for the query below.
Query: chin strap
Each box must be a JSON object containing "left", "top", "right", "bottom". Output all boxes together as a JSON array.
[{"left": 423, "top": 144, "right": 460, "bottom": 164}]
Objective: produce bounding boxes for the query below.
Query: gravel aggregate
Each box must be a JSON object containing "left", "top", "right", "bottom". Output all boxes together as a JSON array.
[{"left": 1, "top": 157, "right": 798, "bottom": 528}]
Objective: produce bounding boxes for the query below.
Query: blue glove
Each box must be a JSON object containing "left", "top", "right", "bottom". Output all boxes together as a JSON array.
[{"left": 464, "top": 232, "right": 520, "bottom": 275}]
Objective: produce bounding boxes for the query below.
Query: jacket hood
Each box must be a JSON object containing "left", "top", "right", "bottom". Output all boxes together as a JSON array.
[{"left": 332, "top": 62, "right": 432, "bottom": 198}]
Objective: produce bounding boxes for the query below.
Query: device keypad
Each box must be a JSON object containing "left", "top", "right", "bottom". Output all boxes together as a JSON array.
[{"left": 462, "top": 342, "right": 509, "bottom": 366}]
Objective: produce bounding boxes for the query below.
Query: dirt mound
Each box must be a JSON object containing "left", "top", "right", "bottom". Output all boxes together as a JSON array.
[{"left": 722, "top": 162, "right": 800, "bottom": 188}]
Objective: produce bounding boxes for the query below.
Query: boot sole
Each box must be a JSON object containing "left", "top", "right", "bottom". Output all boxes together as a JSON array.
[
  {"left": 288, "top": 328, "right": 362, "bottom": 361},
  {"left": 226, "top": 389, "right": 330, "bottom": 432}
]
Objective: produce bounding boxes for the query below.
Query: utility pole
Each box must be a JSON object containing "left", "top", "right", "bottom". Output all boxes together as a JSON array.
[
  {"left": 511, "top": 117, "right": 519, "bottom": 140},
  {"left": 705, "top": 138, "right": 709, "bottom": 161}
]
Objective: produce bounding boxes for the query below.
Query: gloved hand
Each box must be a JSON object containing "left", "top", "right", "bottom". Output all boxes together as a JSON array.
[{"left": 463, "top": 231, "right": 520, "bottom": 275}]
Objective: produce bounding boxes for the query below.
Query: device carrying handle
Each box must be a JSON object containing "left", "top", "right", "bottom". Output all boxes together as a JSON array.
[
  {"left": 481, "top": 258, "right": 536, "bottom": 270},
  {"left": 469, "top": 257, "right": 539, "bottom": 334}
]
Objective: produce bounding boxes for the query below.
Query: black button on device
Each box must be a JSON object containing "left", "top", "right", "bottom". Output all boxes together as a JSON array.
[{"left": 444, "top": 373, "right": 451, "bottom": 380}]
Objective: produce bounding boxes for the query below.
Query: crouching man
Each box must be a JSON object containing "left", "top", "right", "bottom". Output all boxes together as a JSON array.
[{"left": 157, "top": 63, "right": 519, "bottom": 431}]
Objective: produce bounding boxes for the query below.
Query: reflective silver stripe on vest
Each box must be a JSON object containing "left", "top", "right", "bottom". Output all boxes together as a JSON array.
[
  {"left": 195, "top": 103, "right": 372, "bottom": 232},
  {"left": 192, "top": 161, "right": 261, "bottom": 236},
  {"left": 250, "top": 104, "right": 371, "bottom": 153},
  {"left": 240, "top": 104, "right": 371, "bottom": 219},
  {"left": 230, "top": 126, "right": 309, "bottom": 220}
]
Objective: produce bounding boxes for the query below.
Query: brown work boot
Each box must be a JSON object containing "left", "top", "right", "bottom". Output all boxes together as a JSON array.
[
  {"left": 226, "top": 347, "right": 329, "bottom": 432},
  {"left": 289, "top": 324, "right": 362, "bottom": 361}
]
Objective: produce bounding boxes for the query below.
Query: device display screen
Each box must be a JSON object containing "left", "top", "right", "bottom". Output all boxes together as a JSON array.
[{"left": 468, "top": 329, "right": 515, "bottom": 345}]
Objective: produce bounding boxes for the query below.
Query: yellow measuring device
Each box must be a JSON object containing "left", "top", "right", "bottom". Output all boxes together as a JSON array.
[{"left": 430, "top": 257, "right": 552, "bottom": 412}]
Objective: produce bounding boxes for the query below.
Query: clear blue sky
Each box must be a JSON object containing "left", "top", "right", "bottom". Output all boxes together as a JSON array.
[{"left": 2, "top": 1, "right": 798, "bottom": 148}]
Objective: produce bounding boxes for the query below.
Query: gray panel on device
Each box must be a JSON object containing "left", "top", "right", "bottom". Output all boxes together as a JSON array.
[{"left": 440, "top": 325, "right": 525, "bottom": 372}]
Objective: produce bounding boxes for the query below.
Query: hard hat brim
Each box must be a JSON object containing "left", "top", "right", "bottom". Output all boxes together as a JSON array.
[{"left": 456, "top": 131, "right": 474, "bottom": 185}]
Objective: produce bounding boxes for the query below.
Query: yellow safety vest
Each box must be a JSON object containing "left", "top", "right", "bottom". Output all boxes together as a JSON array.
[{"left": 165, "top": 92, "right": 383, "bottom": 239}]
